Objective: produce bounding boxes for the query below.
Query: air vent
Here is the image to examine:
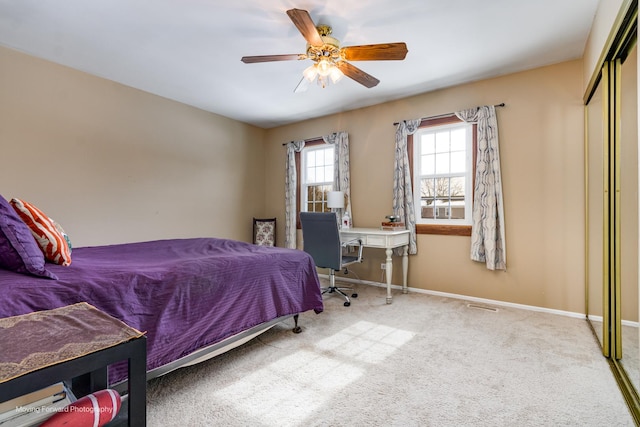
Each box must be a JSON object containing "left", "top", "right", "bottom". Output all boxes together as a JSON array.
[{"left": 466, "top": 303, "right": 498, "bottom": 312}]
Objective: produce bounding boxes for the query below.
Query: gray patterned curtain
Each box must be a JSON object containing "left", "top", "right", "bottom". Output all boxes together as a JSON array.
[
  {"left": 323, "top": 132, "right": 351, "bottom": 222},
  {"left": 455, "top": 105, "right": 506, "bottom": 270},
  {"left": 393, "top": 119, "right": 421, "bottom": 255},
  {"left": 285, "top": 141, "right": 305, "bottom": 249}
]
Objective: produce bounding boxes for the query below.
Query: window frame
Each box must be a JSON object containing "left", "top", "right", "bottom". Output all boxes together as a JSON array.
[
  {"left": 408, "top": 115, "right": 477, "bottom": 236},
  {"left": 295, "top": 139, "right": 334, "bottom": 228}
]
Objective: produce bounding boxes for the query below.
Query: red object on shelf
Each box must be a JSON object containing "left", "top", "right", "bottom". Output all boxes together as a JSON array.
[{"left": 39, "top": 389, "right": 121, "bottom": 427}]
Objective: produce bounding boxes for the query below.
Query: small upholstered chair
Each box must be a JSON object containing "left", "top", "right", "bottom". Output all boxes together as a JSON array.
[
  {"left": 300, "top": 212, "right": 363, "bottom": 307},
  {"left": 253, "top": 218, "right": 276, "bottom": 246}
]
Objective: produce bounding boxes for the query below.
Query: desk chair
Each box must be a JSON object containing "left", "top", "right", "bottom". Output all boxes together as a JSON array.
[{"left": 300, "top": 212, "right": 363, "bottom": 307}]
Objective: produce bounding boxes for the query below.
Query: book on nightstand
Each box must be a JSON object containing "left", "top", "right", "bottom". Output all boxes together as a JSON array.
[
  {"left": 381, "top": 221, "right": 405, "bottom": 230},
  {"left": 0, "top": 382, "right": 72, "bottom": 427},
  {"left": 0, "top": 383, "right": 65, "bottom": 414}
]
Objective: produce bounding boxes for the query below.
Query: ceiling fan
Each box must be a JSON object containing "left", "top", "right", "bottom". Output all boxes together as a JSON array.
[{"left": 241, "top": 8, "right": 408, "bottom": 92}]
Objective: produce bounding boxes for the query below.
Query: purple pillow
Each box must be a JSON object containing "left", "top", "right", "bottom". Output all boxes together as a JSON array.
[{"left": 0, "top": 195, "right": 57, "bottom": 279}]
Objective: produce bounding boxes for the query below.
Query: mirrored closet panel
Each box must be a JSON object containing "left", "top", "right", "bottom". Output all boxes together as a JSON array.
[
  {"left": 586, "top": 77, "right": 605, "bottom": 349},
  {"left": 619, "top": 40, "right": 638, "bottom": 393},
  {"left": 584, "top": 1, "right": 639, "bottom": 421}
]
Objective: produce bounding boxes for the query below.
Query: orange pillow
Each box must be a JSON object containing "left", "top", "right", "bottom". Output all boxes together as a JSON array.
[{"left": 10, "top": 198, "right": 72, "bottom": 266}]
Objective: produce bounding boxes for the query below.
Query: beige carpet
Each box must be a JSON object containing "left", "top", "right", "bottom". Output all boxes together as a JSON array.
[{"left": 146, "top": 282, "right": 634, "bottom": 426}]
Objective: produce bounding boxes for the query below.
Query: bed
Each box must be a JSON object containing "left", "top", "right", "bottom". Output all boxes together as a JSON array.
[{"left": 0, "top": 237, "right": 324, "bottom": 385}]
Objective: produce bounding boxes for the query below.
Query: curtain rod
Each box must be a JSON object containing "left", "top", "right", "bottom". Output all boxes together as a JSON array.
[
  {"left": 281, "top": 136, "right": 324, "bottom": 146},
  {"left": 392, "top": 103, "right": 505, "bottom": 126}
]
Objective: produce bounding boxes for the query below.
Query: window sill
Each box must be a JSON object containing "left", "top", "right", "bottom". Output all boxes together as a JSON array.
[{"left": 416, "top": 224, "right": 471, "bottom": 236}]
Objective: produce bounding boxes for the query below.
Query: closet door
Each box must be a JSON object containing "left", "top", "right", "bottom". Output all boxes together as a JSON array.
[
  {"left": 618, "top": 41, "right": 638, "bottom": 393},
  {"left": 584, "top": 2, "right": 639, "bottom": 419},
  {"left": 586, "top": 75, "right": 606, "bottom": 350}
]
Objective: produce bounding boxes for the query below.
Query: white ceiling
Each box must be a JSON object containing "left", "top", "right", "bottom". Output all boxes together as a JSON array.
[{"left": 0, "top": 0, "right": 600, "bottom": 129}]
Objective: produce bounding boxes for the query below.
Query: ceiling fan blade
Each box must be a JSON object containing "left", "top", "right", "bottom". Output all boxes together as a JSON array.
[
  {"left": 341, "top": 43, "right": 408, "bottom": 61},
  {"left": 286, "top": 8, "right": 323, "bottom": 47},
  {"left": 336, "top": 61, "right": 380, "bottom": 88},
  {"left": 241, "top": 54, "right": 304, "bottom": 63}
]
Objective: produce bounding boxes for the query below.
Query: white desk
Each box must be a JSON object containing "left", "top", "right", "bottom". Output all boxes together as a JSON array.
[{"left": 340, "top": 227, "right": 410, "bottom": 304}]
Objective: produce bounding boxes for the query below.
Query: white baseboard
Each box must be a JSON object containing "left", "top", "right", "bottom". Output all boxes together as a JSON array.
[
  {"left": 322, "top": 273, "right": 640, "bottom": 326},
  {"left": 585, "top": 315, "right": 639, "bottom": 329}
]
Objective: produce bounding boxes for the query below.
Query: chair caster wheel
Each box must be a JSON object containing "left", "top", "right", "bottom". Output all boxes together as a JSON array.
[
  {"left": 351, "top": 293, "right": 358, "bottom": 298},
  {"left": 344, "top": 301, "right": 351, "bottom": 307}
]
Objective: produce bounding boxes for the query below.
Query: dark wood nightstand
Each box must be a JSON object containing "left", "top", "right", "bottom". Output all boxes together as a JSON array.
[{"left": 0, "top": 303, "right": 147, "bottom": 426}]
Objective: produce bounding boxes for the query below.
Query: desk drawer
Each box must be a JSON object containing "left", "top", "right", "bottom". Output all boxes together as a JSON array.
[
  {"left": 366, "top": 235, "right": 387, "bottom": 247},
  {"left": 340, "top": 229, "right": 410, "bottom": 249}
]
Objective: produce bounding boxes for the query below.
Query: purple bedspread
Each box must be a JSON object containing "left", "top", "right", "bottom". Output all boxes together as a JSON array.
[{"left": 0, "top": 238, "right": 323, "bottom": 383}]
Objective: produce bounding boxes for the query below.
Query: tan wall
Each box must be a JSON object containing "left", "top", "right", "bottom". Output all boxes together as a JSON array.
[
  {"left": 264, "top": 60, "right": 585, "bottom": 313},
  {"left": 0, "top": 43, "right": 588, "bottom": 313},
  {"left": 0, "top": 45, "right": 265, "bottom": 246}
]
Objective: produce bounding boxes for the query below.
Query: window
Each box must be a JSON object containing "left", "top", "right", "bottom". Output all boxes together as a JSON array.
[
  {"left": 301, "top": 143, "right": 334, "bottom": 213},
  {"left": 410, "top": 116, "right": 476, "bottom": 235}
]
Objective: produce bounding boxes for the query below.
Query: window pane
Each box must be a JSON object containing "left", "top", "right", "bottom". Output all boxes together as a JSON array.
[
  {"left": 434, "top": 177, "right": 449, "bottom": 198},
  {"left": 435, "top": 132, "right": 450, "bottom": 153},
  {"left": 450, "top": 151, "right": 465, "bottom": 173},
  {"left": 450, "top": 128, "right": 466, "bottom": 151},
  {"left": 306, "top": 185, "right": 333, "bottom": 212},
  {"left": 306, "top": 151, "right": 316, "bottom": 167},
  {"left": 421, "top": 134, "right": 435, "bottom": 154},
  {"left": 450, "top": 176, "right": 465, "bottom": 198},
  {"left": 421, "top": 154, "right": 435, "bottom": 175},
  {"left": 419, "top": 177, "right": 466, "bottom": 219},
  {"left": 324, "top": 165, "right": 333, "bottom": 182},
  {"left": 324, "top": 148, "right": 333, "bottom": 164},
  {"left": 435, "top": 153, "right": 450, "bottom": 174},
  {"left": 421, "top": 204, "right": 435, "bottom": 219},
  {"left": 307, "top": 168, "right": 316, "bottom": 183},
  {"left": 304, "top": 147, "right": 334, "bottom": 185},
  {"left": 420, "top": 178, "right": 435, "bottom": 220},
  {"left": 450, "top": 206, "right": 465, "bottom": 219},
  {"left": 420, "top": 178, "right": 435, "bottom": 199},
  {"left": 450, "top": 176, "right": 466, "bottom": 219},
  {"left": 316, "top": 186, "right": 325, "bottom": 202},
  {"left": 323, "top": 185, "right": 332, "bottom": 210}
]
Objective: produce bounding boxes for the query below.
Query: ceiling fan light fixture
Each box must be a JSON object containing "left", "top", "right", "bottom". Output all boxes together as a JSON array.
[
  {"left": 302, "top": 60, "right": 342, "bottom": 88},
  {"left": 317, "top": 74, "right": 329, "bottom": 89},
  {"left": 316, "top": 59, "right": 332, "bottom": 76},
  {"left": 303, "top": 64, "right": 318, "bottom": 82},
  {"left": 329, "top": 66, "right": 344, "bottom": 84}
]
